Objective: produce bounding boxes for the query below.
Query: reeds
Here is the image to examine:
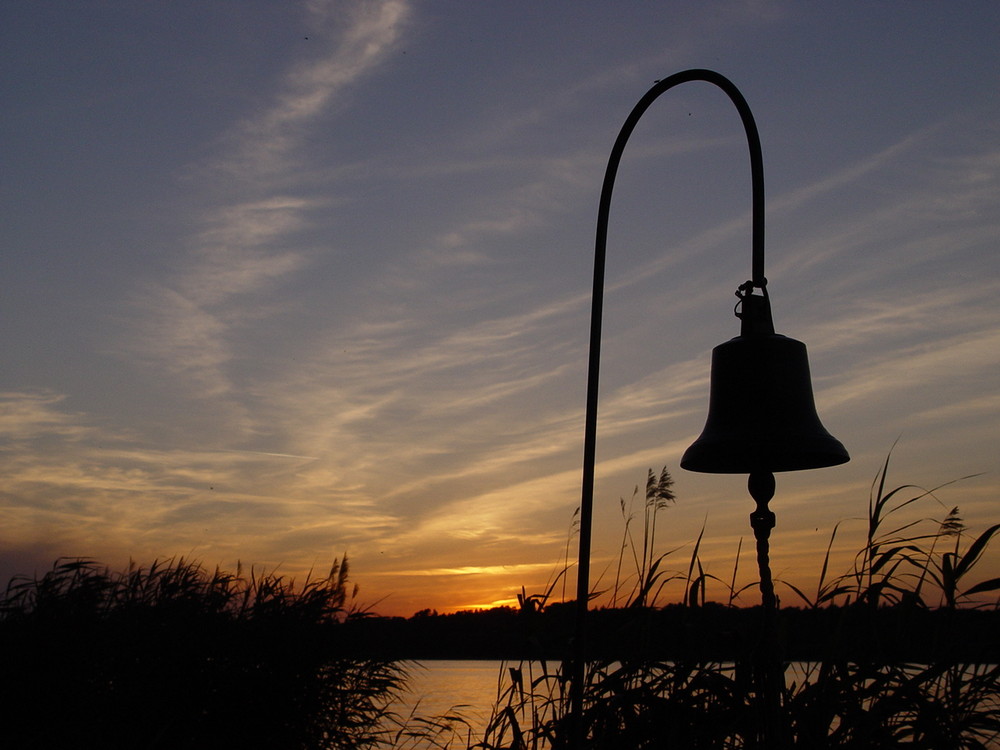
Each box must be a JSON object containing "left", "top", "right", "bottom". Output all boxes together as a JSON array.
[
  {"left": 3, "top": 453, "right": 995, "bottom": 748},
  {"left": 0, "top": 556, "right": 407, "bottom": 749},
  {"left": 477, "top": 456, "right": 1000, "bottom": 749}
]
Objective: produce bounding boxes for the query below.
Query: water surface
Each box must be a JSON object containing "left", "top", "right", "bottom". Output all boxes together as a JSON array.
[{"left": 391, "top": 659, "right": 504, "bottom": 747}]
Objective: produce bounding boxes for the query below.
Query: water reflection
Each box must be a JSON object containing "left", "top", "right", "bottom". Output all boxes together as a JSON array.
[{"left": 389, "top": 660, "right": 503, "bottom": 747}]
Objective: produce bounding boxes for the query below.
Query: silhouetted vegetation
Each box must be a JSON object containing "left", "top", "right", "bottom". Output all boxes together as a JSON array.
[
  {"left": 476, "top": 459, "right": 1000, "bottom": 749},
  {"left": 0, "top": 556, "right": 409, "bottom": 749},
  {"left": 2, "top": 457, "right": 997, "bottom": 748}
]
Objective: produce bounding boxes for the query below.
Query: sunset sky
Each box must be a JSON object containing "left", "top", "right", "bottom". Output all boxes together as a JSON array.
[{"left": 2, "top": 1, "right": 998, "bottom": 616}]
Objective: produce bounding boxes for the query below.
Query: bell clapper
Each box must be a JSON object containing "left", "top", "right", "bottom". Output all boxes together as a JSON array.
[
  {"left": 748, "top": 469, "right": 786, "bottom": 748},
  {"left": 748, "top": 470, "right": 777, "bottom": 610}
]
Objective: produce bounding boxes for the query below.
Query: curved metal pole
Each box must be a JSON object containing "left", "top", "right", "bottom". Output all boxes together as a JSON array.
[{"left": 570, "top": 69, "right": 765, "bottom": 746}]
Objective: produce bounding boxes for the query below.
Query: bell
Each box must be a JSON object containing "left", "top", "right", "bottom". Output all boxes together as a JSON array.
[{"left": 680, "top": 288, "right": 849, "bottom": 474}]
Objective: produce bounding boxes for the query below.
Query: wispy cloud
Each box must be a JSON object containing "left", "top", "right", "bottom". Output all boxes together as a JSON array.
[
  {"left": 0, "top": 390, "right": 404, "bottom": 582},
  {"left": 126, "top": 0, "right": 409, "bottom": 406},
  {"left": 222, "top": 0, "right": 409, "bottom": 181},
  {"left": 6, "top": 1, "right": 997, "bottom": 614},
  {"left": 0, "top": 391, "right": 92, "bottom": 441},
  {"left": 820, "top": 327, "right": 1000, "bottom": 411}
]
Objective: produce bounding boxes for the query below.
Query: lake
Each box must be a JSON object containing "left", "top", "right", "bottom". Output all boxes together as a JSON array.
[
  {"left": 390, "top": 659, "right": 505, "bottom": 747},
  {"left": 389, "top": 660, "right": 1000, "bottom": 749}
]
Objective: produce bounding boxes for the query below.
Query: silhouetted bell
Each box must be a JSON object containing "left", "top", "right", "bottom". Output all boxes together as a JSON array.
[{"left": 681, "top": 285, "right": 849, "bottom": 474}]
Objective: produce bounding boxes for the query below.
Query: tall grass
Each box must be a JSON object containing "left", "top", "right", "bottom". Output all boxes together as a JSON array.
[
  {"left": 0, "top": 556, "right": 408, "bottom": 749},
  {"left": 475, "top": 457, "right": 1000, "bottom": 749}
]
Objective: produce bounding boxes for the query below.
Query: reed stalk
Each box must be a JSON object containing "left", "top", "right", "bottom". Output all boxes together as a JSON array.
[{"left": 477, "top": 454, "right": 1000, "bottom": 749}]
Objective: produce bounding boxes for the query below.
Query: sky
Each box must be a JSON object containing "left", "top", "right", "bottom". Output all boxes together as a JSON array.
[{"left": 2, "top": 1, "right": 998, "bottom": 617}]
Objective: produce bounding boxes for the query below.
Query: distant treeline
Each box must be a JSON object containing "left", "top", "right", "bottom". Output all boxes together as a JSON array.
[{"left": 341, "top": 601, "right": 1000, "bottom": 663}]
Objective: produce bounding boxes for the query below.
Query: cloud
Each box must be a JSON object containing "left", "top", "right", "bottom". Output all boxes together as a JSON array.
[
  {"left": 125, "top": 0, "right": 410, "bottom": 408},
  {"left": 220, "top": 0, "right": 409, "bottom": 179},
  {"left": 820, "top": 328, "right": 1000, "bottom": 411},
  {"left": 0, "top": 391, "right": 92, "bottom": 441},
  {"left": 214, "top": 109, "right": 998, "bottom": 596},
  {"left": 281, "top": 122, "right": 988, "bottom": 544}
]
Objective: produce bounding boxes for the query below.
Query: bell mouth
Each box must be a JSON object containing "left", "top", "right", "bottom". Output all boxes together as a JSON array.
[
  {"left": 680, "top": 333, "right": 849, "bottom": 474},
  {"left": 681, "top": 432, "right": 850, "bottom": 474}
]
